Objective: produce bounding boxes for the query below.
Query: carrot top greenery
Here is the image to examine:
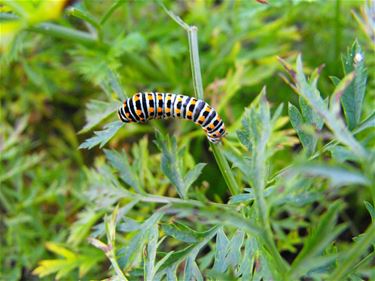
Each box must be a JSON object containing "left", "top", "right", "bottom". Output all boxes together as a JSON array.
[{"left": 1, "top": 1, "right": 374, "bottom": 280}]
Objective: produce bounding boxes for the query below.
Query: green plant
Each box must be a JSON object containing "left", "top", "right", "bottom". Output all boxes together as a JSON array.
[
  {"left": 0, "top": 116, "right": 104, "bottom": 280},
  {"left": 36, "top": 7, "right": 374, "bottom": 281}
]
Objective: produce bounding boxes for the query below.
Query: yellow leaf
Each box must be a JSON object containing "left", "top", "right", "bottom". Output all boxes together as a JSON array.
[
  {"left": 274, "top": 116, "right": 290, "bottom": 130},
  {"left": 33, "top": 259, "right": 72, "bottom": 277},
  {"left": 0, "top": 0, "right": 67, "bottom": 51},
  {"left": 30, "top": 0, "right": 67, "bottom": 24},
  {"left": 0, "top": 21, "right": 23, "bottom": 52},
  {"left": 45, "top": 242, "right": 77, "bottom": 259}
]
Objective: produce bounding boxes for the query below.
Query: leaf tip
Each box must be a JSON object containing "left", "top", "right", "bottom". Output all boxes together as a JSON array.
[{"left": 278, "top": 56, "right": 297, "bottom": 81}]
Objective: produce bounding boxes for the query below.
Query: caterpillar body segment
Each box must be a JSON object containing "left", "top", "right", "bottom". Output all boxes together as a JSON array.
[{"left": 118, "top": 92, "right": 226, "bottom": 143}]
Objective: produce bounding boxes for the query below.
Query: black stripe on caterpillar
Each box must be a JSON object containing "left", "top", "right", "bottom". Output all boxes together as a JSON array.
[{"left": 118, "top": 92, "right": 226, "bottom": 143}]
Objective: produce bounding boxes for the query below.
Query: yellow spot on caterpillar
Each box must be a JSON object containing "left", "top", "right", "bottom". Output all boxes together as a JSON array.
[
  {"left": 199, "top": 116, "right": 205, "bottom": 122},
  {"left": 158, "top": 108, "right": 162, "bottom": 113},
  {"left": 175, "top": 109, "right": 181, "bottom": 114},
  {"left": 178, "top": 97, "right": 183, "bottom": 102},
  {"left": 187, "top": 111, "right": 193, "bottom": 117},
  {"left": 165, "top": 108, "right": 171, "bottom": 113},
  {"left": 191, "top": 100, "right": 196, "bottom": 105},
  {"left": 209, "top": 124, "right": 215, "bottom": 129},
  {"left": 134, "top": 96, "right": 140, "bottom": 102},
  {"left": 158, "top": 95, "right": 163, "bottom": 100},
  {"left": 149, "top": 107, "right": 154, "bottom": 113},
  {"left": 136, "top": 110, "right": 142, "bottom": 115}
]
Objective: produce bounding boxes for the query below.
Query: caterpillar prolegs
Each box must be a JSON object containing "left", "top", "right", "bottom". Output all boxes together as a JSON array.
[{"left": 118, "top": 92, "right": 226, "bottom": 143}]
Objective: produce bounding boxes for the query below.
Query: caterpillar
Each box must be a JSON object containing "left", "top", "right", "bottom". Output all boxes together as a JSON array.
[{"left": 118, "top": 92, "right": 226, "bottom": 143}]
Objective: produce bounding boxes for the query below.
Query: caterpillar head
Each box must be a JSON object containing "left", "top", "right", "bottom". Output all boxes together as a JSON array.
[
  {"left": 207, "top": 125, "right": 226, "bottom": 144},
  {"left": 207, "top": 135, "right": 221, "bottom": 144},
  {"left": 118, "top": 106, "right": 130, "bottom": 123}
]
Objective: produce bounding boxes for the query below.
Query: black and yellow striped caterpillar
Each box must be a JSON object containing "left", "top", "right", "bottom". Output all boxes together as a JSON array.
[{"left": 118, "top": 92, "right": 226, "bottom": 143}]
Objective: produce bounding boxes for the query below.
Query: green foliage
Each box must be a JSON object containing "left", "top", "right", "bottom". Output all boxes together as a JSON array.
[
  {"left": 104, "top": 149, "right": 145, "bottom": 193},
  {"left": 287, "top": 64, "right": 325, "bottom": 156},
  {"left": 0, "top": 116, "right": 101, "bottom": 280},
  {"left": 1, "top": 1, "right": 374, "bottom": 281},
  {"left": 341, "top": 41, "right": 368, "bottom": 130},
  {"left": 32, "top": 242, "right": 103, "bottom": 279},
  {"left": 154, "top": 130, "right": 206, "bottom": 199},
  {"left": 289, "top": 201, "right": 346, "bottom": 278},
  {"left": 79, "top": 99, "right": 119, "bottom": 134},
  {"left": 79, "top": 121, "right": 123, "bottom": 149}
]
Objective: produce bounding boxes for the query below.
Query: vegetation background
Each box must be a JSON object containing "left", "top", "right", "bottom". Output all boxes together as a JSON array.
[{"left": 1, "top": 0, "right": 374, "bottom": 280}]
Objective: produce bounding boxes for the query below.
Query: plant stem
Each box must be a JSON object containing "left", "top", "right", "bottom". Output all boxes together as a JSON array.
[
  {"left": 106, "top": 206, "right": 128, "bottom": 281},
  {"left": 108, "top": 251, "right": 128, "bottom": 281},
  {"left": 252, "top": 94, "right": 289, "bottom": 275},
  {"left": 328, "top": 222, "right": 375, "bottom": 280},
  {"left": 184, "top": 24, "right": 241, "bottom": 196},
  {"left": 210, "top": 143, "right": 240, "bottom": 195},
  {"left": 334, "top": 0, "right": 342, "bottom": 66},
  {"left": 100, "top": 0, "right": 125, "bottom": 25},
  {"left": 187, "top": 26, "right": 204, "bottom": 100},
  {"left": 262, "top": 228, "right": 289, "bottom": 273},
  {"left": 162, "top": 7, "right": 286, "bottom": 274},
  {"left": 161, "top": 3, "right": 241, "bottom": 195},
  {"left": 29, "top": 23, "right": 101, "bottom": 46}
]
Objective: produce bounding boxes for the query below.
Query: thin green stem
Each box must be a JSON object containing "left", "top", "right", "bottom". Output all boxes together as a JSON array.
[
  {"left": 0, "top": 12, "right": 18, "bottom": 20},
  {"left": 210, "top": 143, "right": 240, "bottom": 195},
  {"left": 252, "top": 99, "right": 289, "bottom": 275},
  {"left": 1, "top": 12, "right": 103, "bottom": 47},
  {"left": 352, "top": 251, "right": 375, "bottom": 272},
  {"left": 100, "top": 0, "right": 125, "bottom": 25},
  {"left": 328, "top": 222, "right": 375, "bottom": 280},
  {"left": 262, "top": 229, "right": 289, "bottom": 274},
  {"left": 162, "top": 7, "right": 241, "bottom": 195},
  {"left": 253, "top": 114, "right": 269, "bottom": 230},
  {"left": 334, "top": 0, "right": 342, "bottom": 66},
  {"left": 105, "top": 207, "right": 128, "bottom": 281},
  {"left": 187, "top": 26, "right": 204, "bottom": 100},
  {"left": 66, "top": 7, "right": 103, "bottom": 41},
  {"left": 254, "top": 189, "right": 268, "bottom": 229},
  {"left": 363, "top": 157, "right": 375, "bottom": 206},
  {"left": 1, "top": 0, "right": 27, "bottom": 18},
  {"left": 188, "top": 25, "right": 240, "bottom": 195},
  {"left": 29, "top": 23, "right": 101, "bottom": 46},
  {"left": 67, "top": 7, "right": 101, "bottom": 30},
  {"left": 108, "top": 251, "right": 128, "bottom": 281}
]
